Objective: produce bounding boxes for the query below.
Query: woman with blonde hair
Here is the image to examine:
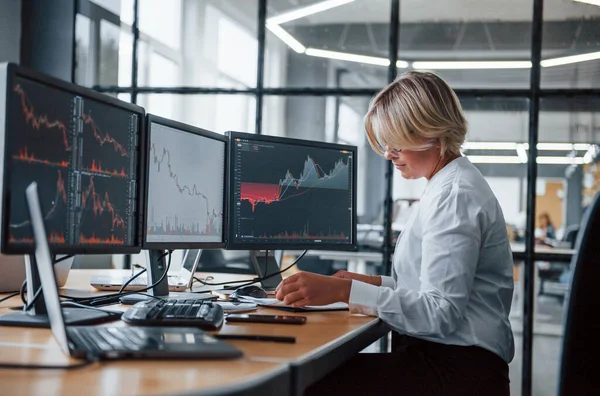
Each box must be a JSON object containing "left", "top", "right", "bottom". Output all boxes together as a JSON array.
[{"left": 276, "top": 71, "right": 514, "bottom": 395}]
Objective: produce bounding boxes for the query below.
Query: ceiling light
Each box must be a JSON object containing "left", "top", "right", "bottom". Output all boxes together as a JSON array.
[
  {"left": 516, "top": 144, "right": 528, "bottom": 163},
  {"left": 541, "top": 51, "right": 600, "bottom": 67},
  {"left": 467, "top": 156, "right": 522, "bottom": 164},
  {"left": 535, "top": 143, "right": 591, "bottom": 151},
  {"left": 267, "top": 0, "right": 355, "bottom": 25},
  {"left": 396, "top": 60, "right": 409, "bottom": 68},
  {"left": 412, "top": 61, "right": 532, "bottom": 70},
  {"left": 467, "top": 155, "right": 589, "bottom": 165},
  {"left": 305, "top": 48, "right": 390, "bottom": 66},
  {"left": 266, "top": 23, "right": 306, "bottom": 53},
  {"left": 463, "top": 142, "right": 519, "bottom": 150},
  {"left": 573, "top": 0, "right": 600, "bottom": 7},
  {"left": 536, "top": 157, "right": 586, "bottom": 165}
]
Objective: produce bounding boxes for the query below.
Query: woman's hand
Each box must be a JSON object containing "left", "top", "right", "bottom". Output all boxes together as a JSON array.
[
  {"left": 275, "top": 272, "right": 352, "bottom": 307},
  {"left": 332, "top": 270, "right": 382, "bottom": 286}
]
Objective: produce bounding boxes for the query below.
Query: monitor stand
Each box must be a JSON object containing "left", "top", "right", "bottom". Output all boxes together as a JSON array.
[
  {"left": 119, "top": 249, "right": 215, "bottom": 305},
  {"left": 250, "top": 250, "right": 282, "bottom": 292},
  {"left": 0, "top": 255, "right": 115, "bottom": 328}
]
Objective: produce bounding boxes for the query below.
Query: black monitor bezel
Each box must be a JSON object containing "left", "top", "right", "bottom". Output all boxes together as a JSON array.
[
  {"left": 0, "top": 62, "right": 146, "bottom": 255},
  {"left": 142, "top": 114, "right": 228, "bottom": 250},
  {"left": 226, "top": 131, "right": 358, "bottom": 251}
]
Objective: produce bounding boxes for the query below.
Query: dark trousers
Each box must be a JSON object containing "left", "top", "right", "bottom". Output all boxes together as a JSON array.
[{"left": 305, "top": 334, "right": 510, "bottom": 396}]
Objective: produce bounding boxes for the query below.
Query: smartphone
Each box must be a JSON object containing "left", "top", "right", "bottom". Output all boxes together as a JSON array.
[{"left": 226, "top": 314, "right": 307, "bottom": 325}]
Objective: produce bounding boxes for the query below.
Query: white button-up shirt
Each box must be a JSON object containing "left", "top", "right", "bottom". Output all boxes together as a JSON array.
[{"left": 349, "top": 157, "right": 515, "bottom": 363}]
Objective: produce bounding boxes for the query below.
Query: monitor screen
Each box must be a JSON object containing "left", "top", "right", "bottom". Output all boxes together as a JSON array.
[
  {"left": 0, "top": 64, "right": 144, "bottom": 254},
  {"left": 227, "top": 132, "right": 357, "bottom": 250},
  {"left": 143, "top": 116, "right": 226, "bottom": 249}
]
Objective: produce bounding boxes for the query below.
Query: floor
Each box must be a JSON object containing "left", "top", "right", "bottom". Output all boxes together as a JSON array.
[{"left": 509, "top": 294, "right": 565, "bottom": 396}]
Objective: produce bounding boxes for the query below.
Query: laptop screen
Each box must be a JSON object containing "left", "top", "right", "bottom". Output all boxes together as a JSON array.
[{"left": 177, "top": 249, "right": 201, "bottom": 286}]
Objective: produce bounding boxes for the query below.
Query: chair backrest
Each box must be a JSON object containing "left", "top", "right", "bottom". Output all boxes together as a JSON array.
[
  {"left": 562, "top": 224, "right": 580, "bottom": 249},
  {"left": 558, "top": 192, "right": 600, "bottom": 395}
]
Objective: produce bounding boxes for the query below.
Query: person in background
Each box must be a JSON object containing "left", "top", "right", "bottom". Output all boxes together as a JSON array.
[
  {"left": 276, "top": 71, "right": 514, "bottom": 395},
  {"left": 538, "top": 212, "right": 556, "bottom": 240}
]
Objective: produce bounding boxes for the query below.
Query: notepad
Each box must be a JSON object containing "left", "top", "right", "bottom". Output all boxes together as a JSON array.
[{"left": 236, "top": 296, "right": 349, "bottom": 312}]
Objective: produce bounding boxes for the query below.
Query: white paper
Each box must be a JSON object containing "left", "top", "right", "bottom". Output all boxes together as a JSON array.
[{"left": 237, "top": 296, "right": 348, "bottom": 311}]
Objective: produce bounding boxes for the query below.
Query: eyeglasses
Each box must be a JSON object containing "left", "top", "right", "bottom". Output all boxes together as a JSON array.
[
  {"left": 384, "top": 146, "right": 403, "bottom": 156},
  {"left": 384, "top": 141, "right": 436, "bottom": 155}
]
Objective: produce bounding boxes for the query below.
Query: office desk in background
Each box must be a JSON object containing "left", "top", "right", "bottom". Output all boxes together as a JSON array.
[
  {"left": 0, "top": 270, "right": 388, "bottom": 396},
  {"left": 287, "top": 241, "right": 576, "bottom": 277}
]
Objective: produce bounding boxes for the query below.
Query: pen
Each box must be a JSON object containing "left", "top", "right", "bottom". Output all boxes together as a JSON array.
[{"left": 214, "top": 334, "right": 296, "bottom": 343}]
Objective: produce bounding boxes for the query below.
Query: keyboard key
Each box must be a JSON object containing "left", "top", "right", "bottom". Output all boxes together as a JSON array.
[{"left": 96, "top": 329, "right": 126, "bottom": 350}]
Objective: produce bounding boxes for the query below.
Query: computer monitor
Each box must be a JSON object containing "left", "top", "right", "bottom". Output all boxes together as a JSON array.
[
  {"left": 0, "top": 62, "right": 145, "bottom": 255},
  {"left": 135, "top": 115, "right": 227, "bottom": 300},
  {"left": 143, "top": 115, "right": 227, "bottom": 250},
  {"left": 226, "top": 131, "right": 357, "bottom": 251}
]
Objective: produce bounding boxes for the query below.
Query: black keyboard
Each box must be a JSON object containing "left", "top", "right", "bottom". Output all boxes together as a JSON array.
[{"left": 121, "top": 299, "right": 224, "bottom": 330}]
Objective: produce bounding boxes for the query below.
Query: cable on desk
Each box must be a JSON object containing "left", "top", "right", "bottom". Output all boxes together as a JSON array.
[
  {"left": 0, "top": 292, "right": 20, "bottom": 304},
  {"left": 20, "top": 279, "right": 27, "bottom": 305},
  {"left": 59, "top": 301, "right": 122, "bottom": 317},
  {"left": 22, "top": 287, "right": 43, "bottom": 312},
  {"left": 261, "top": 250, "right": 308, "bottom": 282},
  {"left": 53, "top": 254, "right": 75, "bottom": 264},
  {"left": 0, "top": 357, "right": 98, "bottom": 370},
  {"left": 20, "top": 254, "right": 77, "bottom": 307},
  {"left": 118, "top": 268, "right": 147, "bottom": 293},
  {"left": 77, "top": 250, "right": 173, "bottom": 306},
  {"left": 193, "top": 250, "right": 308, "bottom": 288}
]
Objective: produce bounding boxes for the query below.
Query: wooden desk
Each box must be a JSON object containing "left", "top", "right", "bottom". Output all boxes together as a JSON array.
[{"left": 0, "top": 270, "right": 388, "bottom": 396}]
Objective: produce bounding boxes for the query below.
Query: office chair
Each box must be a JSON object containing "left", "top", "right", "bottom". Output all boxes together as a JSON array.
[
  {"left": 538, "top": 225, "right": 579, "bottom": 299},
  {"left": 558, "top": 192, "right": 600, "bottom": 395}
]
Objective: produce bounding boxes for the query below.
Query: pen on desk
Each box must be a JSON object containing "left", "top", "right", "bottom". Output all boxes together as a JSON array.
[{"left": 214, "top": 334, "right": 296, "bottom": 343}]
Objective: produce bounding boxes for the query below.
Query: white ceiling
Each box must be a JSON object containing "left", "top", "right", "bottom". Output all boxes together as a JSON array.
[{"left": 269, "top": 0, "right": 600, "bottom": 25}]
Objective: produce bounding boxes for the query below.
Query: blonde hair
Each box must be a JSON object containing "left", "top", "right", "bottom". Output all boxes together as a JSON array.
[{"left": 364, "top": 71, "right": 467, "bottom": 158}]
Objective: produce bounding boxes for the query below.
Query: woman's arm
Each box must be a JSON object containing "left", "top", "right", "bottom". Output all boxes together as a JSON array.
[
  {"left": 332, "top": 270, "right": 382, "bottom": 286},
  {"left": 349, "top": 188, "right": 482, "bottom": 336}
]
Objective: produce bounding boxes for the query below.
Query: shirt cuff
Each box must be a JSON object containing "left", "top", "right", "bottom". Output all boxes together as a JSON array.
[
  {"left": 381, "top": 275, "right": 395, "bottom": 289},
  {"left": 348, "top": 280, "right": 380, "bottom": 316}
]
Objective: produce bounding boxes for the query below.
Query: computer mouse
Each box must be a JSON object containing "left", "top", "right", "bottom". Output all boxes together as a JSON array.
[{"left": 229, "top": 285, "right": 268, "bottom": 300}]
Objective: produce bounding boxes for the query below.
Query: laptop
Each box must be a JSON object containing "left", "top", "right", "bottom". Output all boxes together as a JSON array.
[
  {"left": 26, "top": 182, "right": 242, "bottom": 360},
  {"left": 90, "top": 249, "right": 201, "bottom": 292}
]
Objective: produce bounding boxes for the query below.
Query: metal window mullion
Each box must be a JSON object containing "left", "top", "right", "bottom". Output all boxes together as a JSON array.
[
  {"left": 523, "top": 0, "right": 544, "bottom": 395},
  {"left": 383, "top": 0, "right": 400, "bottom": 278},
  {"left": 131, "top": 0, "right": 139, "bottom": 104},
  {"left": 380, "top": 0, "right": 400, "bottom": 354},
  {"left": 255, "top": 0, "right": 267, "bottom": 134}
]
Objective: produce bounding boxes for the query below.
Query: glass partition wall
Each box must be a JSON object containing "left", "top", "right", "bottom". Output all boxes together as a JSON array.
[{"left": 77, "top": 1, "right": 600, "bottom": 395}]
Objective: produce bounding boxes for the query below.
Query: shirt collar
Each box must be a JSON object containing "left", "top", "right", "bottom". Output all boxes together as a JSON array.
[{"left": 424, "top": 156, "right": 467, "bottom": 193}]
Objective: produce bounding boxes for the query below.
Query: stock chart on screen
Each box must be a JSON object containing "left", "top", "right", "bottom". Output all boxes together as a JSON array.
[
  {"left": 145, "top": 122, "right": 225, "bottom": 245},
  {"left": 5, "top": 76, "right": 139, "bottom": 249},
  {"left": 230, "top": 136, "right": 354, "bottom": 248}
]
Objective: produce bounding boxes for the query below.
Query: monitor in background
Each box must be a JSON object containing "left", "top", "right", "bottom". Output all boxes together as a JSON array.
[
  {"left": 0, "top": 62, "right": 145, "bottom": 255},
  {"left": 226, "top": 132, "right": 357, "bottom": 289},
  {"left": 135, "top": 115, "right": 227, "bottom": 301}
]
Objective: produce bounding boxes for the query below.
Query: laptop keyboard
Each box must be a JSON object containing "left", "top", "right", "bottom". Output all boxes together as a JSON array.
[
  {"left": 68, "top": 327, "right": 146, "bottom": 352},
  {"left": 121, "top": 299, "right": 224, "bottom": 330}
]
